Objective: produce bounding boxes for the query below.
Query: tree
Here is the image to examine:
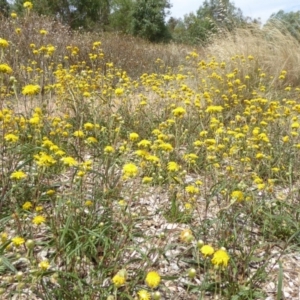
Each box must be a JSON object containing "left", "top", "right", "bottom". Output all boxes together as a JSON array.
[
  {"left": 109, "top": 0, "right": 134, "bottom": 33},
  {"left": 131, "top": 0, "right": 172, "bottom": 42},
  {"left": 12, "top": 0, "right": 111, "bottom": 30},
  {"left": 196, "top": 0, "right": 245, "bottom": 32},
  {"left": 169, "top": 0, "right": 246, "bottom": 45},
  {"left": 169, "top": 13, "right": 216, "bottom": 45},
  {"left": 266, "top": 10, "right": 300, "bottom": 42}
]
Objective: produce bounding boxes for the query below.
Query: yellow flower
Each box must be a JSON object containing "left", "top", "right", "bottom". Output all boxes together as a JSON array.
[
  {"left": 12, "top": 236, "right": 25, "bottom": 247},
  {"left": 167, "top": 161, "right": 180, "bottom": 172},
  {"left": 11, "top": 12, "right": 17, "bottom": 18},
  {"left": 115, "top": 88, "right": 124, "bottom": 96},
  {"left": 39, "top": 260, "right": 50, "bottom": 271},
  {"left": 138, "top": 139, "right": 151, "bottom": 148},
  {"left": 180, "top": 229, "right": 194, "bottom": 243},
  {"left": 200, "top": 245, "right": 214, "bottom": 257},
  {"left": 142, "top": 176, "right": 153, "bottom": 184},
  {"left": 83, "top": 91, "right": 91, "bottom": 97},
  {"left": 185, "top": 185, "right": 200, "bottom": 194},
  {"left": 23, "top": 1, "right": 33, "bottom": 9},
  {"left": 35, "top": 205, "right": 43, "bottom": 212},
  {"left": 282, "top": 136, "right": 289, "bottom": 143},
  {"left": 73, "top": 130, "right": 85, "bottom": 138},
  {"left": 211, "top": 248, "right": 230, "bottom": 267},
  {"left": 0, "top": 64, "right": 13, "bottom": 74},
  {"left": 172, "top": 106, "right": 186, "bottom": 117},
  {"left": 61, "top": 156, "right": 77, "bottom": 167},
  {"left": 129, "top": 132, "right": 139, "bottom": 141},
  {"left": 39, "top": 29, "right": 48, "bottom": 35},
  {"left": 1, "top": 232, "right": 8, "bottom": 243},
  {"left": 85, "top": 200, "right": 93, "bottom": 207},
  {"left": 4, "top": 133, "right": 18, "bottom": 142},
  {"left": 46, "top": 189, "right": 55, "bottom": 196},
  {"left": 205, "top": 105, "right": 223, "bottom": 113},
  {"left": 137, "top": 290, "right": 151, "bottom": 300},
  {"left": 22, "top": 201, "right": 32, "bottom": 210},
  {"left": 112, "top": 272, "right": 126, "bottom": 288},
  {"left": 122, "top": 163, "right": 138, "bottom": 178},
  {"left": 34, "top": 152, "right": 56, "bottom": 167},
  {"left": 231, "top": 190, "right": 244, "bottom": 202},
  {"left": 32, "top": 215, "right": 46, "bottom": 225},
  {"left": 84, "top": 122, "right": 94, "bottom": 130},
  {"left": 145, "top": 271, "right": 161, "bottom": 289},
  {"left": 86, "top": 137, "right": 98, "bottom": 144},
  {"left": 184, "top": 203, "right": 193, "bottom": 211},
  {"left": 22, "top": 84, "right": 40, "bottom": 96},
  {"left": 104, "top": 145, "right": 115, "bottom": 154},
  {"left": 10, "top": 170, "right": 27, "bottom": 180},
  {"left": 158, "top": 142, "right": 173, "bottom": 152},
  {"left": 0, "top": 38, "right": 9, "bottom": 48}
]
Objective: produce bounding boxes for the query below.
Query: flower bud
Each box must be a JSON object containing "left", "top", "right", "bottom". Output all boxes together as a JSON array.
[{"left": 188, "top": 268, "right": 196, "bottom": 279}]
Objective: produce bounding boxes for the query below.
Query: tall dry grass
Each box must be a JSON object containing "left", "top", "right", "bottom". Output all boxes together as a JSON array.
[
  {"left": 0, "top": 12, "right": 195, "bottom": 85},
  {"left": 206, "top": 23, "right": 300, "bottom": 87}
]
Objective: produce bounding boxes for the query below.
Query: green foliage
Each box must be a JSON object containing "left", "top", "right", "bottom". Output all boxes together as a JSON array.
[
  {"left": 197, "top": 0, "right": 245, "bottom": 31},
  {"left": 266, "top": 10, "right": 300, "bottom": 42},
  {"left": 0, "top": 0, "right": 10, "bottom": 17},
  {"left": 169, "top": 0, "right": 246, "bottom": 45},
  {"left": 109, "top": 0, "right": 134, "bottom": 33},
  {"left": 169, "top": 13, "right": 217, "bottom": 45},
  {"left": 131, "top": 0, "right": 171, "bottom": 42},
  {"left": 13, "top": 0, "right": 111, "bottom": 30}
]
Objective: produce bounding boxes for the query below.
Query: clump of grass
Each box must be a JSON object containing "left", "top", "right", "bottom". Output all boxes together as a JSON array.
[
  {"left": 1, "top": 3, "right": 300, "bottom": 299},
  {"left": 206, "top": 23, "right": 300, "bottom": 87}
]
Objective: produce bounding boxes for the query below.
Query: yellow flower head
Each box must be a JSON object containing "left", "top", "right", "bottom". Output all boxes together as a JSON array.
[
  {"left": 200, "top": 245, "right": 214, "bottom": 257},
  {"left": 172, "top": 106, "right": 186, "bottom": 117},
  {"left": 1, "top": 232, "right": 8, "bottom": 243},
  {"left": 23, "top": 1, "right": 33, "bottom": 9},
  {"left": 129, "top": 132, "right": 139, "bottom": 141},
  {"left": 10, "top": 170, "right": 27, "bottom": 180},
  {"left": 205, "top": 105, "right": 223, "bottom": 113},
  {"left": 32, "top": 215, "right": 46, "bottom": 225},
  {"left": 0, "top": 38, "right": 9, "bottom": 48},
  {"left": 112, "top": 272, "right": 126, "bottom": 287},
  {"left": 122, "top": 163, "right": 138, "bottom": 178},
  {"left": 231, "top": 190, "right": 244, "bottom": 202},
  {"left": 137, "top": 289, "right": 151, "bottom": 300},
  {"left": 115, "top": 88, "right": 124, "bottom": 96},
  {"left": 211, "top": 248, "right": 230, "bottom": 267},
  {"left": 145, "top": 271, "right": 161, "bottom": 289},
  {"left": 0, "top": 64, "right": 13, "bottom": 74},
  {"left": 73, "top": 130, "right": 85, "bottom": 138},
  {"left": 39, "top": 260, "right": 50, "bottom": 271},
  {"left": 4, "top": 133, "right": 18, "bottom": 143},
  {"left": 22, "top": 84, "right": 40, "bottom": 96},
  {"left": 104, "top": 145, "right": 115, "bottom": 154},
  {"left": 142, "top": 176, "right": 153, "bottom": 184},
  {"left": 39, "top": 29, "right": 48, "bottom": 35},
  {"left": 34, "top": 152, "right": 56, "bottom": 167},
  {"left": 167, "top": 161, "right": 180, "bottom": 172},
  {"left": 84, "top": 122, "right": 94, "bottom": 130},
  {"left": 61, "top": 156, "right": 77, "bottom": 167},
  {"left": 22, "top": 201, "right": 32, "bottom": 210},
  {"left": 12, "top": 236, "right": 25, "bottom": 247},
  {"left": 180, "top": 229, "right": 194, "bottom": 243},
  {"left": 185, "top": 185, "right": 200, "bottom": 194},
  {"left": 138, "top": 139, "right": 151, "bottom": 148}
]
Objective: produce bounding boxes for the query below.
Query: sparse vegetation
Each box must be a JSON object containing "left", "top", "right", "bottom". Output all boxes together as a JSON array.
[{"left": 1, "top": 3, "right": 300, "bottom": 300}]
